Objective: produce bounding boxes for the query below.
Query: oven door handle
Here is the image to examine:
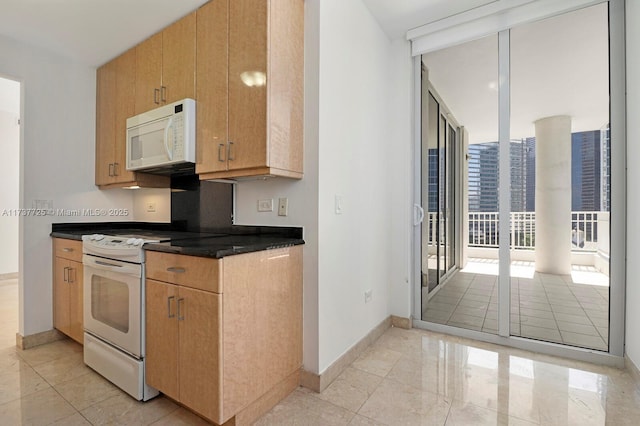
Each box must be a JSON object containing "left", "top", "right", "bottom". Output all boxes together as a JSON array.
[
  {"left": 83, "top": 254, "right": 142, "bottom": 278},
  {"left": 95, "top": 260, "right": 123, "bottom": 268}
]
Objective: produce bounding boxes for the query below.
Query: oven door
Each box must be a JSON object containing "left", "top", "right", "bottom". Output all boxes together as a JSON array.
[{"left": 83, "top": 254, "right": 142, "bottom": 358}]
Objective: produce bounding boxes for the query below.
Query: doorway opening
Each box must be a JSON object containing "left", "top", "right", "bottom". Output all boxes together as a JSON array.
[{"left": 0, "top": 76, "right": 21, "bottom": 349}]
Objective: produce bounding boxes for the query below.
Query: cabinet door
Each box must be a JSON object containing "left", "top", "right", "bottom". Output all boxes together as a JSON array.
[
  {"left": 113, "top": 48, "right": 136, "bottom": 184},
  {"left": 53, "top": 257, "right": 71, "bottom": 336},
  {"left": 162, "top": 12, "right": 196, "bottom": 105},
  {"left": 135, "top": 32, "right": 162, "bottom": 115},
  {"left": 95, "top": 61, "right": 116, "bottom": 186},
  {"left": 196, "top": 0, "right": 229, "bottom": 175},
  {"left": 67, "top": 260, "right": 84, "bottom": 344},
  {"left": 145, "top": 279, "right": 179, "bottom": 401},
  {"left": 228, "top": 0, "right": 268, "bottom": 171},
  {"left": 178, "top": 286, "right": 222, "bottom": 423}
]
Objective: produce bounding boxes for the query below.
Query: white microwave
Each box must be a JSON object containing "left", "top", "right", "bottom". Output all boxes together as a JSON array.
[{"left": 126, "top": 98, "right": 195, "bottom": 171}]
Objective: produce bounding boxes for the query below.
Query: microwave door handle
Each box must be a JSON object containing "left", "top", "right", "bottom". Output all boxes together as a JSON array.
[{"left": 164, "top": 116, "right": 174, "bottom": 161}]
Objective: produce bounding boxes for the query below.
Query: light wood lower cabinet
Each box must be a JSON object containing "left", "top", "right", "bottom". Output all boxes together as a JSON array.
[
  {"left": 146, "top": 279, "right": 222, "bottom": 419},
  {"left": 145, "top": 246, "right": 302, "bottom": 425},
  {"left": 52, "top": 239, "right": 84, "bottom": 344}
]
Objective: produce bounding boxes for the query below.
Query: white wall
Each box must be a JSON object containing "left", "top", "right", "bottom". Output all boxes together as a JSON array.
[
  {"left": 0, "top": 34, "right": 134, "bottom": 337},
  {"left": 0, "top": 77, "right": 20, "bottom": 275},
  {"left": 315, "top": 0, "right": 393, "bottom": 372},
  {"left": 235, "top": 0, "right": 412, "bottom": 374},
  {"left": 387, "top": 38, "right": 414, "bottom": 320},
  {"left": 625, "top": 0, "right": 640, "bottom": 369}
]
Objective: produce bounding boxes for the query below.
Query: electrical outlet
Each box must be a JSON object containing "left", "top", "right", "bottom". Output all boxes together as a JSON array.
[
  {"left": 146, "top": 202, "right": 156, "bottom": 213},
  {"left": 278, "top": 198, "right": 288, "bottom": 216},
  {"left": 365, "top": 289, "right": 372, "bottom": 303},
  {"left": 258, "top": 199, "right": 274, "bottom": 212}
]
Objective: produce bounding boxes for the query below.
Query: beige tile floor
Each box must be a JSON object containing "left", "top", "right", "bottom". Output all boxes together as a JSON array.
[
  {"left": 423, "top": 259, "right": 609, "bottom": 351},
  {"left": 3, "top": 278, "right": 640, "bottom": 425}
]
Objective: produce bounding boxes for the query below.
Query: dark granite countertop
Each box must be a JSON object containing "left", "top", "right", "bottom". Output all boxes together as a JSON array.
[
  {"left": 142, "top": 234, "right": 304, "bottom": 258},
  {"left": 50, "top": 222, "right": 304, "bottom": 258}
]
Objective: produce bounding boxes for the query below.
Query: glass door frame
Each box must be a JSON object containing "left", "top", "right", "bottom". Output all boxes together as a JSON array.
[
  {"left": 421, "top": 74, "right": 462, "bottom": 298},
  {"left": 412, "top": 0, "right": 626, "bottom": 364}
]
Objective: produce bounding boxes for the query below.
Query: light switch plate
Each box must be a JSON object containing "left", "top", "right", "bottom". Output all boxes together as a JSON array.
[
  {"left": 278, "top": 198, "right": 288, "bottom": 216},
  {"left": 335, "top": 195, "right": 343, "bottom": 215}
]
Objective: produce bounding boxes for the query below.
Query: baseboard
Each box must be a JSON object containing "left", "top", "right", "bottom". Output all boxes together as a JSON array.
[
  {"left": 301, "top": 316, "right": 392, "bottom": 393},
  {"left": 234, "top": 369, "right": 299, "bottom": 426},
  {"left": 625, "top": 354, "right": 640, "bottom": 384},
  {"left": 391, "top": 315, "right": 412, "bottom": 329},
  {"left": 16, "top": 329, "right": 66, "bottom": 350},
  {"left": 0, "top": 272, "right": 18, "bottom": 281}
]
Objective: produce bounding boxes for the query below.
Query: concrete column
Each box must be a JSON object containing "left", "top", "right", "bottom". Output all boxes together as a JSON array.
[{"left": 534, "top": 115, "right": 572, "bottom": 274}]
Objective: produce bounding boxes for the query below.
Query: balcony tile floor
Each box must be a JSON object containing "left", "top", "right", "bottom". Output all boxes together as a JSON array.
[
  {"left": 423, "top": 259, "right": 609, "bottom": 351},
  {"left": 5, "top": 277, "right": 639, "bottom": 425}
]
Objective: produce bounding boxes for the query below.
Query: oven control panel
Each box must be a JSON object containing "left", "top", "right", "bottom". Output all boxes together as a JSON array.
[{"left": 83, "top": 234, "right": 149, "bottom": 247}]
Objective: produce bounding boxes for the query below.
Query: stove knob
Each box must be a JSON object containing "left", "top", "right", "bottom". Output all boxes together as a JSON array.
[
  {"left": 126, "top": 238, "right": 135, "bottom": 245},
  {"left": 93, "top": 234, "right": 104, "bottom": 241}
]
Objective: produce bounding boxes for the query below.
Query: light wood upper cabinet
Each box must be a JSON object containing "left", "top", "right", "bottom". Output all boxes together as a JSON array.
[
  {"left": 196, "top": 0, "right": 304, "bottom": 180},
  {"left": 95, "top": 60, "right": 116, "bottom": 186},
  {"left": 135, "top": 13, "right": 196, "bottom": 115},
  {"left": 95, "top": 49, "right": 169, "bottom": 189},
  {"left": 134, "top": 33, "right": 163, "bottom": 116},
  {"left": 96, "top": 51, "right": 135, "bottom": 186},
  {"left": 195, "top": 0, "right": 229, "bottom": 175},
  {"left": 52, "top": 239, "right": 84, "bottom": 344}
]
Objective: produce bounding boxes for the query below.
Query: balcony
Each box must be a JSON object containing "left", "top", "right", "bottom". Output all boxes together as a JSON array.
[
  {"left": 426, "top": 211, "right": 609, "bottom": 273},
  {"left": 423, "top": 211, "right": 609, "bottom": 351}
]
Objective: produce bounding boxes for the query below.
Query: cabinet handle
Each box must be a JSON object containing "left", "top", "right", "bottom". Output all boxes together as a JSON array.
[
  {"left": 63, "top": 266, "right": 69, "bottom": 283},
  {"left": 160, "top": 86, "right": 167, "bottom": 102},
  {"left": 228, "top": 141, "right": 235, "bottom": 161},
  {"left": 62, "top": 247, "right": 74, "bottom": 253},
  {"left": 177, "top": 298, "right": 185, "bottom": 321},
  {"left": 108, "top": 163, "right": 114, "bottom": 177},
  {"left": 166, "top": 267, "right": 186, "bottom": 274},
  {"left": 154, "top": 88, "right": 160, "bottom": 104},
  {"left": 218, "top": 143, "right": 226, "bottom": 162},
  {"left": 114, "top": 162, "right": 119, "bottom": 176},
  {"left": 68, "top": 268, "right": 75, "bottom": 284},
  {"left": 167, "top": 296, "right": 175, "bottom": 318}
]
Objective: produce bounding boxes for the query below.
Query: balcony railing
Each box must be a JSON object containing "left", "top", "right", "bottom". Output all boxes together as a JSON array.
[{"left": 427, "top": 211, "right": 600, "bottom": 251}]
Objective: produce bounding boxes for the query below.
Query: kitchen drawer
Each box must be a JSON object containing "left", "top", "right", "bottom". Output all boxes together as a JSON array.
[
  {"left": 53, "top": 238, "right": 83, "bottom": 262},
  {"left": 145, "top": 251, "right": 221, "bottom": 293}
]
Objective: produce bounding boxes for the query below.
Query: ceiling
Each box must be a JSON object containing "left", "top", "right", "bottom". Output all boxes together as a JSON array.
[
  {"left": 423, "top": 3, "right": 609, "bottom": 144},
  {"left": 0, "top": 0, "right": 609, "bottom": 141},
  {"left": 0, "top": 0, "right": 507, "bottom": 67},
  {"left": 0, "top": 0, "right": 208, "bottom": 67}
]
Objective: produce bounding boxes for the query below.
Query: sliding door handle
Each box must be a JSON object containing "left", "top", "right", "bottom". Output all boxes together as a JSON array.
[{"left": 414, "top": 204, "right": 425, "bottom": 226}]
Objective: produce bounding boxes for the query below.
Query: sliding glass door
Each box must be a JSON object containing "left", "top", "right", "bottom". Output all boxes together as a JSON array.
[
  {"left": 415, "top": 1, "right": 623, "bottom": 357},
  {"left": 421, "top": 81, "right": 458, "bottom": 295}
]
